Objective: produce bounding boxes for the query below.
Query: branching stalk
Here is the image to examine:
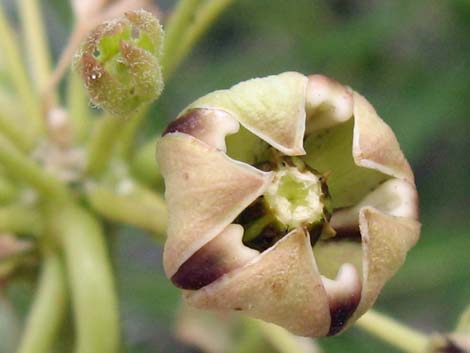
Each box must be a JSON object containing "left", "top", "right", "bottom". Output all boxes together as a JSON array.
[
  {"left": 54, "top": 204, "right": 120, "bottom": 353},
  {"left": 85, "top": 116, "right": 124, "bottom": 176},
  {"left": 0, "top": 133, "right": 67, "bottom": 199},
  {"left": 355, "top": 309, "right": 428, "bottom": 353},
  {"left": 163, "top": 0, "right": 234, "bottom": 78},
  {"left": 86, "top": 180, "right": 167, "bottom": 241},
  {"left": 130, "top": 137, "right": 163, "bottom": 187},
  {"left": 0, "top": 5, "right": 43, "bottom": 137},
  {"left": 17, "top": 0, "right": 57, "bottom": 106},
  {"left": 115, "top": 107, "right": 148, "bottom": 160},
  {"left": 0, "top": 113, "right": 32, "bottom": 151},
  {"left": 254, "top": 319, "right": 314, "bottom": 353},
  {"left": 67, "top": 70, "right": 92, "bottom": 143},
  {"left": 16, "top": 251, "right": 67, "bottom": 353},
  {"left": 0, "top": 205, "right": 43, "bottom": 236},
  {"left": 162, "top": 0, "right": 201, "bottom": 76}
]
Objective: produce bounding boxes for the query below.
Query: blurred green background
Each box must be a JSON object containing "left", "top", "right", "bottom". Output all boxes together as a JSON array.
[{"left": 3, "top": 0, "right": 470, "bottom": 352}]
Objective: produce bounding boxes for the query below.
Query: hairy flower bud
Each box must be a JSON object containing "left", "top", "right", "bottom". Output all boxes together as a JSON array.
[
  {"left": 74, "top": 9, "right": 164, "bottom": 116},
  {"left": 156, "top": 72, "right": 420, "bottom": 337}
]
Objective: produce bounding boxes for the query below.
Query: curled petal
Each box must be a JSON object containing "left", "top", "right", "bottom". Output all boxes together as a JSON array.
[
  {"left": 184, "top": 72, "right": 308, "bottom": 155},
  {"left": 314, "top": 240, "right": 363, "bottom": 281},
  {"left": 303, "top": 118, "right": 387, "bottom": 208},
  {"left": 157, "top": 133, "right": 272, "bottom": 277},
  {"left": 185, "top": 228, "right": 332, "bottom": 337},
  {"left": 331, "top": 178, "right": 419, "bottom": 233},
  {"left": 305, "top": 74, "right": 353, "bottom": 134},
  {"left": 349, "top": 207, "right": 420, "bottom": 325},
  {"left": 163, "top": 108, "right": 239, "bottom": 151},
  {"left": 352, "top": 92, "right": 414, "bottom": 182},
  {"left": 321, "top": 263, "right": 362, "bottom": 335},
  {"left": 171, "top": 224, "right": 259, "bottom": 290}
]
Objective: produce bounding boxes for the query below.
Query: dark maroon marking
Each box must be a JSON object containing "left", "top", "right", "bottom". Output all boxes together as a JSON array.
[
  {"left": 243, "top": 224, "right": 287, "bottom": 252},
  {"left": 330, "top": 225, "right": 362, "bottom": 242},
  {"left": 171, "top": 246, "right": 227, "bottom": 290},
  {"left": 162, "top": 109, "right": 205, "bottom": 137},
  {"left": 307, "top": 223, "right": 323, "bottom": 247},
  {"left": 235, "top": 197, "right": 266, "bottom": 225},
  {"left": 439, "top": 338, "right": 466, "bottom": 353},
  {"left": 327, "top": 290, "right": 361, "bottom": 335}
]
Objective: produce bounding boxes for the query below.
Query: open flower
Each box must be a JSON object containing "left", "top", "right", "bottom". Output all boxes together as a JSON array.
[{"left": 156, "top": 72, "right": 420, "bottom": 337}]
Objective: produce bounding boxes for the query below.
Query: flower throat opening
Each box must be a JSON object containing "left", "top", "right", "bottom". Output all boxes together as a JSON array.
[{"left": 236, "top": 156, "right": 332, "bottom": 252}]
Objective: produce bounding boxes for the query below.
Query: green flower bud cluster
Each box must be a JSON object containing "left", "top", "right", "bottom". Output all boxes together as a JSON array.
[{"left": 74, "top": 10, "right": 164, "bottom": 117}]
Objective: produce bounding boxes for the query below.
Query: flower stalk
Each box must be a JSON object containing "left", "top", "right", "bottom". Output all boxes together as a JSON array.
[
  {"left": 0, "top": 205, "right": 43, "bottom": 236},
  {"left": 162, "top": 0, "right": 234, "bottom": 78},
  {"left": 355, "top": 310, "right": 428, "bottom": 353},
  {"left": 16, "top": 251, "right": 67, "bottom": 353},
  {"left": 0, "top": 134, "right": 68, "bottom": 200},
  {"left": 17, "top": 0, "right": 57, "bottom": 106},
  {"left": 53, "top": 204, "right": 120, "bottom": 353},
  {"left": 86, "top": 179, "right": 167, "bottom": 240},
  {"left": 0, "top": 7, "right": 43, "bottom": 138}
]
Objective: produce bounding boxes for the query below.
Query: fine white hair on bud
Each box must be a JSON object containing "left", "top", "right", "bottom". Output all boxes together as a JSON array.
[
  {"left": 156, "top": 72, "right": 420, "bottom": 337},
  {"left": 74, "top": 9, "right": 164, "bottom": 117}
]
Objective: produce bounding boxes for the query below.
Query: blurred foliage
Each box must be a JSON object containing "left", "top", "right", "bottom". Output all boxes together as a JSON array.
[{"left": 2, "top": 0, "right": 470, "bottom": 352}]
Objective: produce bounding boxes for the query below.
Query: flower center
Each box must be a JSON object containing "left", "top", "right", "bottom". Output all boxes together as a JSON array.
[
  {"left": 264, "top": 166, "right": 324, "bottom": 229},
  {"left": 237, "top": 157, "right": 331, "bottom": 252}
]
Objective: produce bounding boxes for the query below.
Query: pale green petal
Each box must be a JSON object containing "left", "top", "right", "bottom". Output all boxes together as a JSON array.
[
  {"left": 330, "top": 178, "right": 419, "bottom": 231},
  {"left": 349, "top": 207, "right": 420, "bottom": 326},
  {"left": 305, "top": 74, "right": 353, "bottom": 134},
  {"left": 314, "top": 240, "right": 363, "bottom": 281},
  {"left": 303, "top": 118, "right": 387, "bottom": 208},
  {"left": 184, "top": 72, "right": 308, "bottom": 156},
  {"left": 352, "top": 92, "right": 414, "bottom": 182}
]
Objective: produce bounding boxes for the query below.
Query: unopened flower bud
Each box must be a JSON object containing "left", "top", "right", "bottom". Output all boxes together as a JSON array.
[
  {"left": 156, "top": 72, "right": 420, "bottom": 337},
  {"left": 74, "top": 9, "right": 164, "bottom": 116}
]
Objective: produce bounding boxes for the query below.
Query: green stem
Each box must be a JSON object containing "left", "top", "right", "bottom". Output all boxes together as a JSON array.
[
  {"left": 0, "top": 205, "right": 43, "bottom": 236},
  {"left": 0, "top": 133, "right": 67, "bottom": 199},
  {"left": 17, "top": 0, "right": 57, "bottom": 106},
  {"left": 0, "top": 5, "right": 43, "bottom": 138},
  {"left": 86, "top": 180, "right": 167, "bottom": 241},
  {"left": 54, "top": 203, "right": 120, "bottom": 353},
  {"left": 162, "top": 0, "right": 202, "bottom": 77},
  {"left": 0, "top": 293, "right": 21, "bottom": 353},
  {"left": 16, "top": 251, "right": 67, "bottom": 353},
  {"left": 253, "top": 319, "right": 312, "bottom": 353},
  {"left": 130, "top": 137, "right": 163, "bottom": 187},
  {"left": 115, "top": 107, "right": 148, "bottom": 160},
  {"left": 0, "top": 175, "right": 17, "bottom": 204},
  {"left": 67, "top": 70, "right": 91, "bottom": 143},
  {"left": 0, "top": 113, "right": 32, "bottom": 151},
  {"left": 85, "top": 116, "right": 124, "bottom": 177},
  {"left": 164, "top": 0, "right": 234, "bottom": 78},
  {"left": 230, "top": 319, "right": 265, "bottom": 353},
  {"left": 355, "top": 309, "right": 428, "bottom": 353}
]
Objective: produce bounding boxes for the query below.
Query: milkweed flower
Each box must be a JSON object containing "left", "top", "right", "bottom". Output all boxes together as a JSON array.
[{"left": 156, "top": 72, "right": 420, "bottom": 337}]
